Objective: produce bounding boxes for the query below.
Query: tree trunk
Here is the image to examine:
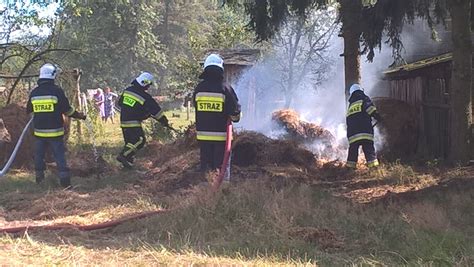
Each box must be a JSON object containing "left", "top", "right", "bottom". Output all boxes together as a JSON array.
[
  {"left": 448, "top": 0, "right": 472, "bottom": 164},
  {"left": 339, "top": 0, "right": 362, "bottom": 98}
]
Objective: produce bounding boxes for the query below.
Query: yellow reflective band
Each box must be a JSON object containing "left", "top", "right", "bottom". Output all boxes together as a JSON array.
[
  {"left": 196, "top": 101, "right": 223, "bottom": 112},
  {"left": 197, "top": 131, "right": 227, "bottom": 141},
  {"left": 196, "top": 92, "right": 225, "bottom": 101},
  {"left": 33, "top": 103, "right": 54, "bottom": 113},
  {"left": 151, "top": 110, "right": 164, "bottom": 120},
  {"left": 348, "top": 133, "right": 374, "bottom": 144},
  {"left": 120, "top": 120, "right": 142, "bottom": 128},
  {"left": 367, "top": 159, "right": 380, "bottom": 168},
  {"left": 123, "top": 91, "right": 145, "bottom": 105},
  {"left": 31, "top": 95, "right": 58, "bottom": 103},
  {"left": 65, "top": 107, "right": 75, "bottom": 116},
  {"left": 34, "top": 128, "right": 64, "bottom": 137},
  {"left": 32, "top": 96, "right": 58, "bottom": 113},
  {"left": 346, "top": 161, "right": 357, "bottom": 168},
  {"left": 366, "top": 106, "right": 377, "bottom": 115},
  {"left": 196, "top": 96, "right": 225, "bottom": 102},
  {"left": 347, "top": 100, "right": 363, "bottom": 117},
  {"left": 123, "top": 137, "right": 144, "bottom": 156}
]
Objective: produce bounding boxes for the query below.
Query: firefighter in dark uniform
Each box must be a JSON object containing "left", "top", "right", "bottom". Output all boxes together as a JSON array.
[
  {"left": 116, "top": 72, "right": 169, "bottom": 168},
  {"left": 193, "top": 54, "right": 241, "bottom": 173},
  {"left": 346, "top": 84, "right": 382, "bottom": 168},
  {"left": 26, "top": 63, "right": 87, "bottom": 188}
]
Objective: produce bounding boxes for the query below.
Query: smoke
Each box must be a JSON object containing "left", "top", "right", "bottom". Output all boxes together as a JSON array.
[{"left": 233, "top": 16, "right": 439, "bottom": 160}]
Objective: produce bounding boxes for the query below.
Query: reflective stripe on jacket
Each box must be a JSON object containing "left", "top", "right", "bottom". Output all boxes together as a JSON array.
[
  {"left": 193, "top": 66, "right": 241, "bottom": 142},
  {"left": 118, "top": 82, "right": 163, "bottom": 128},
  {"left": 346, "top": 91, "right": 379, "bottom": 144},
  {"left": 26, "top": 79, "right": 75, "bottom": 138}
]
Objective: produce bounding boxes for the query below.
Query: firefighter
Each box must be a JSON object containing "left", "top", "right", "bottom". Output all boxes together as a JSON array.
[
  {"left": 346, "top": 84, "right": 382, "bottom": 169},
  {"left": 116, "top": 72, "right": 169, "bottom": 168},
  {"left": 193, "top": 54, "right": 241, "bottom": 174},
  {"left": 26, "top": 63, "right": 87, "bottom": 188}
]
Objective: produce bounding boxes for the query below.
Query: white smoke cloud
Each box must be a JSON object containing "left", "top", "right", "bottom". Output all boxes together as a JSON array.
[{"left": 233, "top": 18, "right": 436, "bottom": 160}]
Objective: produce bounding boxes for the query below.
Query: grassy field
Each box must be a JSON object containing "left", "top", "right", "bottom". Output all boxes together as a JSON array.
[{"left": 0, "top": 109, "right": 473, "bottom": 266}]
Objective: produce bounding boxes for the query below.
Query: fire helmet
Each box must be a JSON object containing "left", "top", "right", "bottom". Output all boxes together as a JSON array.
[
  {"left": 349, "top": 84, "right": 364, "bottom": 96},
  {"left": 135, "top": 72, "right": 154, "bottom": 87},
  {"left": 203, "top": 54, "right": 224, "bottom": 70},
  {"left": 39, "top": 63, "right": 59, "bottom": 79}
]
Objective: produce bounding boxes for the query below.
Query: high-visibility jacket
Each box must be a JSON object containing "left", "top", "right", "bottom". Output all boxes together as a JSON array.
[
  {"left": 26, "top": 79, "right": 76, "bottom": 138},
  {"left": 346, "top": 90, "right": 381, "bottom": 144},
  {"left": 118, "top": 82, "right": 163, "bottom": 128},
  {"left": 193, "top": 66, "right": 241, "bottom": 142}
]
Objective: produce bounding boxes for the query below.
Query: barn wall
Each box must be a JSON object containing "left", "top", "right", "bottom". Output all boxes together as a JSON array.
[{"left": 387, "top": 63, "right": 451, "bottom": 159}]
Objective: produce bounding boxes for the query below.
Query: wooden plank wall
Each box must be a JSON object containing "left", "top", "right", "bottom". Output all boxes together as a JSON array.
[{"left": 389, "top": 75, "right": 450, "bottom": 159}]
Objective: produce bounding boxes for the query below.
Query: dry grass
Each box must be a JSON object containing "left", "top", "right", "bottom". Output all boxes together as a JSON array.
[
  {"left": 0, "top": 110, "right": 473, "bottom": 266},
  {"left": 0, "top": 235, "right": 312, "bottom": 266}
]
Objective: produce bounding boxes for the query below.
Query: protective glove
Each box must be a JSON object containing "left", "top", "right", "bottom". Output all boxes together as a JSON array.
[
  {"left": 76, "top": 112, "right": 87, "bottom": 120},
  {"left": 158, "top": 115, "right": 169, "bottom": 127}
]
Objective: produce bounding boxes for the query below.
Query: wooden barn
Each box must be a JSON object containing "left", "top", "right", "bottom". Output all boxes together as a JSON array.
[
  {"left": 383, "top": 53, "right": 472, "bottom": 159},
  {"left": 201, "top": 49, "right": 260, "bottom": 124},
  {"left": 203, "top": 49, "right": 260, "bottom": 86}
]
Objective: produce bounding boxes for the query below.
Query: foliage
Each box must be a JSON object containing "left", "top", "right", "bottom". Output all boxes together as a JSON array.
[
  {"left": 58, "top": 0, "right": 166, "bottom": 92},
  {"left": 225, "top": 0, "right": 450, "bottom": 61},
  {"left": 58, "top": 0, "right": 256, "bottom": 98},
  {"left": 0, "top": 1, "right": 77, "bottom": 104}
]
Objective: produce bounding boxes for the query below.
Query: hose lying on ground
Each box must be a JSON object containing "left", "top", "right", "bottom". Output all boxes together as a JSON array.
[
  {"left": 0, "top": 118, "right": 33, "bottom": 177},
  {"left": 0, "top": 210, "right": 171, "bottom": 234}
]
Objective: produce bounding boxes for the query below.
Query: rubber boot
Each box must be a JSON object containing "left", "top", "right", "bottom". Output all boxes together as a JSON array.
[
  {"left": 116, "top": 154, "right": 133, "bottom": 169},
  {"left": 35, "top": 171, "right": 45, "bottom": 184},
  {"left": 59, "top": 171, "right": 71, "bottom": 189}
]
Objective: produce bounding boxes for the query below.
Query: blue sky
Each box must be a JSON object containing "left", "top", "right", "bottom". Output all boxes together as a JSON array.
[{"left": 0, "top": 0, "right": 60, "bottom": 39}]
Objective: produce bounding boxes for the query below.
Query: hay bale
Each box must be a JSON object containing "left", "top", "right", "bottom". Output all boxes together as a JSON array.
[
  {"left": 0, "top": 104, "right": 34, "bottom": 168},
  {"left": 374, "top": 98, "right": 418, "bottom": 159},
  {"left": 233, "top": 131, "right": 316, "bottom": 169},
  {"left": 271, "top": 109, "right": 335, "bottom": 145}
]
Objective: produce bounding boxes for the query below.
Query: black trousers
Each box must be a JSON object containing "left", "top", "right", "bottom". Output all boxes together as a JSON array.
[
  {"left": 347, "top": 140, "right": 378, "bottom": 167},
  {"left": 199, "top": 141, "right": 225, "bottom": 171},
  {"left": 120, "top": 127, "right": 146, "bottom": 161}
]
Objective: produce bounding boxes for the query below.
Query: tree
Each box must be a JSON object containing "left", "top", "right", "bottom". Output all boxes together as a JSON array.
[
  {"left": 0, "top": 1, "right": 77, "bottom": 104},
  {"left": 58, "top": 0, "right": 166, "bottom": 93},
  {"left": 448, "top": 0, "right": 471, "bottom": 163},
  {"left": 272, "top": 8, "right": 337, "bottom": 107},
  {"left": 58, "top": 0, "right": 255, "bottom": 98}
]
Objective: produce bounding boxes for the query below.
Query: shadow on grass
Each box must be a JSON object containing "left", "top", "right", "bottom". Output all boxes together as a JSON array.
[{"left": 9, "top": 179, "right": 473, "bottom": 266}]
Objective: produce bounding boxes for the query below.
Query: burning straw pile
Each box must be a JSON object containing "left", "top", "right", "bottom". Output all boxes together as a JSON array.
[
  {"left": 271, "top": 109, "right": 344, "bottom": 159},
  {"left": 272, "top": 109, "right": 335, "bottom": 144}
]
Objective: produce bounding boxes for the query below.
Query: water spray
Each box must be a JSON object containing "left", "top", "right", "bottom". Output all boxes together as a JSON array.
[{"left": 82, "top": 118, "right": 103, "bottom": 179}]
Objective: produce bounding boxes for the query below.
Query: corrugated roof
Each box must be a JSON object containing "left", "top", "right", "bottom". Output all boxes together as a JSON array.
[
  {"left": 383, "top": 53, "right": 452, "bottom": 75},
  {"left": 201, "top": 49, "right": 260, "bottom": 66}
]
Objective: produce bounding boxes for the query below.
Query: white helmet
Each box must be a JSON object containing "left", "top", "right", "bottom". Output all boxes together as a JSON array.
[
  {"left": 204, "top": 54, "right": 224, "bottom": 70},
  {"left": 39, "top": 63, "right": 59, "bottom": 79},
  {"left": 135, "top": 72, "right": 154, "bottom": 87},
  {"left": 349, "top": 84, "right": 364, "bottom": 96}
]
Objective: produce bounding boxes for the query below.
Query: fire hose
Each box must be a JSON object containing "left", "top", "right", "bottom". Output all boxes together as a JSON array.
[
  {"left": 0, "top": 118, "right": 233, "bottom": 234},
  {"left": 0, "top": 117, "right": 33, "bottom": 177},
  {"left": 213, "top": 119, "right": 233, "bottom": 191}
]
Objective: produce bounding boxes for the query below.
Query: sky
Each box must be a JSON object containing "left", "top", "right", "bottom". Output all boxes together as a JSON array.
[{"left": 0, "top": 0, "right": 60, "bottom": 39}]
